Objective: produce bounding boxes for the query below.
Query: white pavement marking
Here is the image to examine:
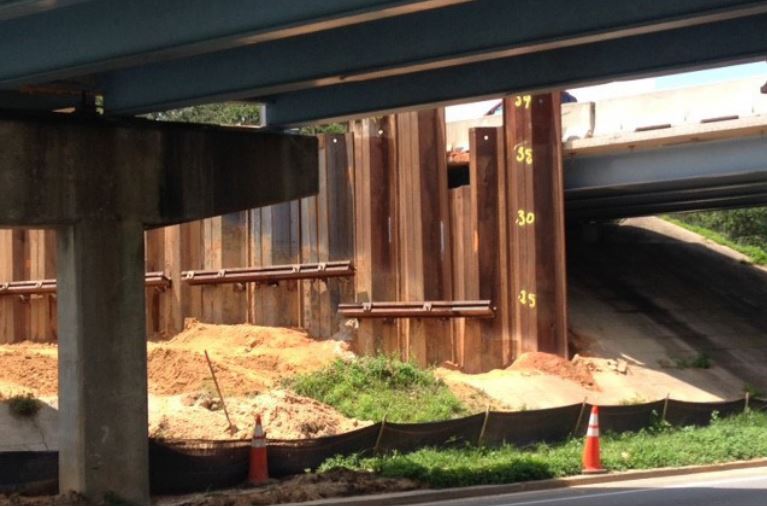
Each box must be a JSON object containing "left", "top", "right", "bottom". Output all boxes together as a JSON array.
[{"left": 508, "top": 474, "right": 767, "bottom": 505}]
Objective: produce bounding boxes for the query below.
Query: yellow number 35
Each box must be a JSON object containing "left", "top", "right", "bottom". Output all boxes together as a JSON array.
[{"left": 515, "top": 145, "right": 533, "bottom": 165}]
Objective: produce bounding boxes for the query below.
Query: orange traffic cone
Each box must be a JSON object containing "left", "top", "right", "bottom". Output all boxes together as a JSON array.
[
  {"left": 582, "top": 406, "right": 606, "bottom": 474},
  {"left": 248, "top": 415, "right": 269, "bottom": 485}
]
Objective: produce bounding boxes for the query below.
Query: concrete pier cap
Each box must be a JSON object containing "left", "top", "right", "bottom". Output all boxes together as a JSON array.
[{"left": 0, "top": 111, "right": 318, "bottom": 503}]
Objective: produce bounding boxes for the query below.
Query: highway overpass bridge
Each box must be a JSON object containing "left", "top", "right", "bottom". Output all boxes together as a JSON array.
[
  {"left": 1, "top": 0, "right": 767, "bottom": 502},
  {"left": 447, "top": 76, "right": 767, "bottom": 220}
]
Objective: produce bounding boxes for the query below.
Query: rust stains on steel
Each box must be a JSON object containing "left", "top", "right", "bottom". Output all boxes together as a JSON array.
[
  {"left": 181, "top": 260, "right": 354, "bottom": 286},
  {"left": 0, "top": 272, "right": 171, "bottom": 297},
  {"left": 338, "top": 300, "right": 494, "bottom": 319}
]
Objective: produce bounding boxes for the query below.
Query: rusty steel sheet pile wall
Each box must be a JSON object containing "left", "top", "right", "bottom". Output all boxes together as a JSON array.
[
  {"left": 3, "top": 398, "right": 763, "bottom": 495},
  {"left": 0, "top": 98, "right": 568, "bottom": 371}
]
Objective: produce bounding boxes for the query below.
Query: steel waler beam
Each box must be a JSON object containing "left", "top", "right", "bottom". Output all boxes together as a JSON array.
[
  {"left": 338, "top": 300, "right": 495, "bottom": 319},
  {"left": 181, "top": 260, "right": 354, "bottom": 286},
  {"left": 0, "top": 271, "right": 171, "bottom": 297}
]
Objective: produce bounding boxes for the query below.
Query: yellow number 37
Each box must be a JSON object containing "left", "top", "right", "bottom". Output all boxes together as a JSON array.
[{"left": 514, "top": 95, "right": 532, "bottom": 109}]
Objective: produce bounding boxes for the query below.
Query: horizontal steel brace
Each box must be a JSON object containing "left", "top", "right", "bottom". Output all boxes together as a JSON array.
[
  {"left": 99, "top": 0, "right": 767, "bottom": 114},
  {"left": 262, "top": 13, "right": 767, "bottom": 125},
  {"left": 0, "top": 271, "right": 170, "bottom": 297},
  {"left": 0, "top": 0, "right": 460, "bottom": 87},
  {"left": 339, "top": 300, "right": 495, "bottom": 319},
  {"left": 182, "top": 261, "right": 354, "bottom": 286}
]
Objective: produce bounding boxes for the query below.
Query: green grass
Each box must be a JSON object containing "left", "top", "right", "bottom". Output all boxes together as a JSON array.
[
  {"left": 7, "top": 393, "right": 41, "bottom": 418},
  {"left": 663, "top": 217, "right": 767, "bottom": 265},
  {"left": 287, "top": 356, "right": 467, "bottom": 423},
  {"left": 669, "top": 352, "right": 713, "bottom": 370},
  {"left": 319, "top": 411, "right": 767, "bottom": 488}
]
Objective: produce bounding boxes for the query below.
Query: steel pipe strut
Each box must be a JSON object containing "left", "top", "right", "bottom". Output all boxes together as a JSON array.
[
  {"left": 338, "top": 300, "right": 494, "bottom": 319},
  {"left": 181, "top": 260, "right": 354, "bottom": 286}
]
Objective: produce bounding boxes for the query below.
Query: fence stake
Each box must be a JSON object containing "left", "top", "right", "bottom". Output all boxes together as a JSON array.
[
  {"left": 573, "top": 397, "right": 587, "bottom": 435},
  {"left": 477, "top": 403, "right": 491, "bottom": 446},
  {"left": 204, "top": 349, "right": 237, "bottom": 434},
  {"left": 661, "top": 393, "right": 670, "bottom": 423},
  {"left": 745, "top": 391, "right": 750, "bottom": 412},
  {"left": 374, "top": 411, "right": 388, "bottom": 455}
]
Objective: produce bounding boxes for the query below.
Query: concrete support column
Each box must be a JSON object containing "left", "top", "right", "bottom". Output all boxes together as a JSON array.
[{"left": 57, "top": 219, "right": 149, "bottom": 504}]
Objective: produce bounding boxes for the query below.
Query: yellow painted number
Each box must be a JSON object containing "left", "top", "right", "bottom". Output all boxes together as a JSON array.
[
  {"left": 515, "top": 144, "right": 533, "bottom": 165},
  {"left": 515, "top": 209, "right": 535, "bottom": 226},
  {"left": 514, "top": 94, "right": 532, "bottom": 109},
  {"left": 518, "top": 290, "right": 537, "bottom": 309}
]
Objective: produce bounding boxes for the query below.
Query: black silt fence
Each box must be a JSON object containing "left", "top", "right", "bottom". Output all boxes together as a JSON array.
[
  {"left": 482, "top": 404, "right": 584, "bottom": 448},
  {"left": 267, "top": 423, "right": 381, "bottom": 477},
  {"left": 574, "top": 401, "right": 667, "bottom": 435},
  {"left": 665, "top": 399, "right": 746, "bottom": 427},
  {"left": 0, "top": 451, "right": 57, "bottom": 494},
  {"left": 149, "top": 438, "right": 250, "bottom": 495},
  {"left": 2, "top": 397, "right": 763, "bottom": 495},
  {"left": 378, "top": 414, "right": 485, "bottom": 454}
]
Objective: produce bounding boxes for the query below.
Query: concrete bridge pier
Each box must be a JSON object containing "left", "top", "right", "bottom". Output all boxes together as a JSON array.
[
  {"left": 57, "top": 219, "right": 149, "bottom": 502},
  {"left": 0, "top": 112, "right": 318, "bottom": 503}
]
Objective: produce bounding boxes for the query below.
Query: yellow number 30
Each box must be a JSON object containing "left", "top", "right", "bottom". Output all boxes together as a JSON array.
[
  {"left": 515, "top": 145, "right": 533, "bottom": 165},
  {"left": 516, "top": 209, "right": 535, "bottom": 226},
  {"left": 514, "top": 95, "right": 532, "bottom": 109}
]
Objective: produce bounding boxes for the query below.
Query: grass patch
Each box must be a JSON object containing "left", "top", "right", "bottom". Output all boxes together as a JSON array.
[
  {"left": 668, "top": 352, "right": 713, "bottom": 370},
  {"left": 319, "top": 411, "right": 767, "bottom": 488},
  {"left": 663, "top": 216, "right": 767, "bottom": 265},
  {"left": 287, "top": 356, "right": 467, "bottom": 423},
  {"left": 7, "top": 393, "right": 41, "bottom": 418}
]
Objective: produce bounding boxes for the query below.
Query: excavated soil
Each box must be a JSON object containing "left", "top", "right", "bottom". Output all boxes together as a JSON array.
[
  {"left": 149, "top": 390, "right": 369, "bottom": 440},
  {"left": 508, "top": 351, "right": 596, "bottom": 389},
  {"left": 0, "top": 322, "right": 361, "bottom": 441},
  {"left": 0, "top": 320, "right": 352, "bottom": 398}
]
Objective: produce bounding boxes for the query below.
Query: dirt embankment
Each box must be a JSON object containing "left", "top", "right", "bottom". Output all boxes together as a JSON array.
[{"left": 0, "top": 321, "right": 362, "bottom": 441}]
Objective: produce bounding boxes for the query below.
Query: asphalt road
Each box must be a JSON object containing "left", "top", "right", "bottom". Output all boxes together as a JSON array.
[{"left": 423, "top": 467, "right": 767, "bottom": 506}]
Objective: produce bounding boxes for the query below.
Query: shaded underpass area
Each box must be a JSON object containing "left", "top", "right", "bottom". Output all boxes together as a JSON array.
[{"left": 567, "top": 216, "right": 767, "bottom": 399}]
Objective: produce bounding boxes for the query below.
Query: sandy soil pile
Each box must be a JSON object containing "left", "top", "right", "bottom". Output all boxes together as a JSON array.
[
  {"left": 508, "top": 352, "right": 596, "bottom": 389},
  {"left": 0, "top": 321, "right": 352, "bottom": 398},
  {"left": 0, "top": 345, "right": 57, "bottom": 396},
  {"left": 150, "top": 389, "right": 369, "bottom": 441},
  {"left": 0, "top": 322, "right": 361, "bottom": 441}
]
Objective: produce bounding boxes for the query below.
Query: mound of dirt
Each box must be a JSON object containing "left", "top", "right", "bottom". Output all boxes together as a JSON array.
[
  {"left": 150, "top": 390, "right": 369, "bottom": 441},
  {"left": 0, "top": 345, "right": 58, "bottom": 396},
  {"left": 147, "top": 347, "right": 269, "bottom": 397},
  {"left": 508, "top": 351, "right": 596, "bottom": 389},
  {"left": 0, "top": 322, "right": 352, "bottom": 399}
]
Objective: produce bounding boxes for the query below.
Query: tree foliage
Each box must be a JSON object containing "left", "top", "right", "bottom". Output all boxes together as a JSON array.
[
  {"left": 145, "top": 102, "right": 347, "bottom": 134},
  {"left": 145, "top": 103, "right": 263, "bottom": 126},
  {"left": 671, "top": 208, "right": 767, "bottom": 252}
]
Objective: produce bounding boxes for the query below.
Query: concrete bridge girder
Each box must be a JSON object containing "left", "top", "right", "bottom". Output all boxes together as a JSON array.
[{"left": 0, "top": 112, "right": 318, "bottom": 503}]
